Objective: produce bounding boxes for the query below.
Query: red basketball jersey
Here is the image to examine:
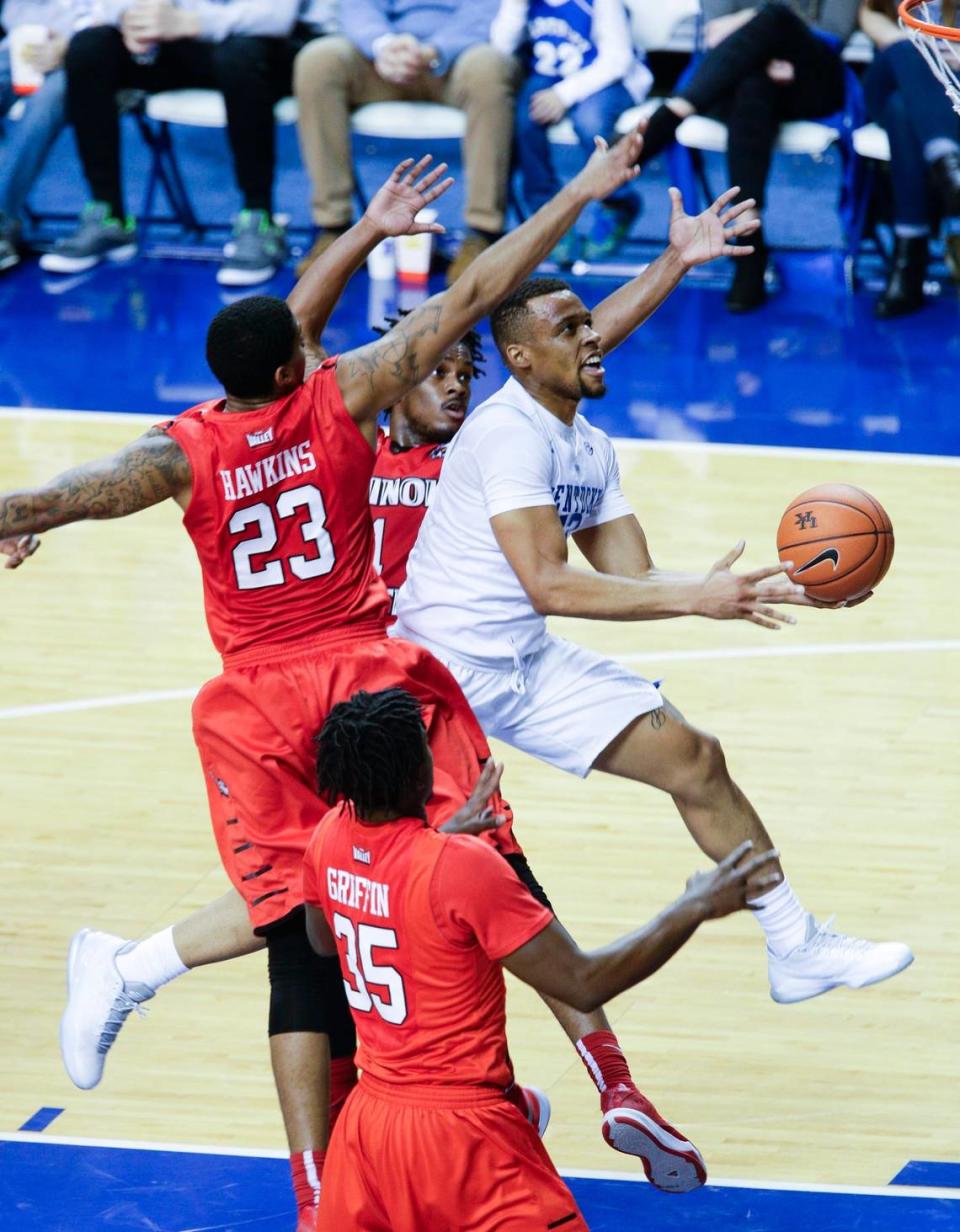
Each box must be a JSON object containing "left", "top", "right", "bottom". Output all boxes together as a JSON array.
[
  {"left": 163, "top": 360, "right": 390, "bottom": 661},
  {"left": 303, "top": 805, "right": 552, "bottom": 1090},
  {"left": 370, "top": 431, "right": 446, "bottom": 614}
]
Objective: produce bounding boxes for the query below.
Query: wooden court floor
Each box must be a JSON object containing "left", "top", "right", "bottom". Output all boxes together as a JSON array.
[{"left": 2, "top": 409, "right": 958, "bottom": 1189}]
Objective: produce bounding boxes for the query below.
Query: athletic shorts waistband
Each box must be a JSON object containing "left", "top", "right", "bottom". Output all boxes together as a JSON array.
[
  {"left": 358, "top": 1071, "right": 510, "bottom": 1108},
  {"left": 222, "top": 619, "right": 390, "bottom": 670},
  {"left": 392, "top": 623, "right": 541, "bottom": 676}
]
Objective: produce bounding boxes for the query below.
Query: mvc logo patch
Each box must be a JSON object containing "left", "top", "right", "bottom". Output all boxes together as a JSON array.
[
  {"left": 246, "top": 426, "right": 275, "bottom": 448},
  {"left": 352, "top": 845, "right": 372, "bottom": 865}
]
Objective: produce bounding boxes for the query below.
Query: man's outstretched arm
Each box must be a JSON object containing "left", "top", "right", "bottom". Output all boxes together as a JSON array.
[
  {"left": 335, "top": 129, "right": 646, "bottom": 422},
  {"left": 0, "top": 427, "right": 192, "bottom": 541},
  {"left": 592, "top": 186, "right": 760, "bottom": 356},
  {"left": 289, "top": 155, "right": 454, "bottom": 373},
  {"left": 503, "top": 842, "right": 780, "bottom": 1013}
]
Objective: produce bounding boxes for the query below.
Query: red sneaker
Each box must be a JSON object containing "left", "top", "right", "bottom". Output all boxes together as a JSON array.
[
  {"left": 518, "top": 1085, "right": 552, "bottom": 1139},
  {"left": 600, "top": 1084, "right": 707, "bottom": 1193},
  {"left": 295, "top": 1205, "right": 317, "bottom": 1232}
]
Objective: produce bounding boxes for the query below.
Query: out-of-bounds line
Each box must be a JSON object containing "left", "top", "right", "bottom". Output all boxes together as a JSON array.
[
  {"left": 616, "top": 639, "right": 960, "bottom": 666},
  {"left": 2, "top": 1132, "right": 958, "bottom": 1200},
  {"left": 0, "top": 687, "right": 195, "bottom": 720},
  {"left": 3, "top": 406, "right": 959, "bottom": 467},
  {"left": 2, "top": 640, "right": 957, "bottom": 722}
]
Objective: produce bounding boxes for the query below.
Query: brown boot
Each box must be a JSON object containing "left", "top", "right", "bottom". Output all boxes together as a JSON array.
[
  {"left": 295, "top": 228, "right": 349, "bottom": 278},
  {"left": 445, "top": 232, "right": 498, "bottom": 286}
]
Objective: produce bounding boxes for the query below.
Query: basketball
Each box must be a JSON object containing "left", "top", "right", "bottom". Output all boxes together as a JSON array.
[{"left": 776, "top": 484, "right": 894, "bottom": 603}]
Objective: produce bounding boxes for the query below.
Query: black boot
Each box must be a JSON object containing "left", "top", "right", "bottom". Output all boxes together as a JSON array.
[
  {"left": 725, "top": 231, "right": 768, "bottom": 313},
  {"left": 875, "top": 234, "right": 927, "bottom": 319},
  {"left": 930, "top": 149, "right": 960, "bottom": 217}
]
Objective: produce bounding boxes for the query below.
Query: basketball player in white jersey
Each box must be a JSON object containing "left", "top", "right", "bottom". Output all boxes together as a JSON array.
[{"left": 394, "top": 186, "right": 914, "bottom": 1007}]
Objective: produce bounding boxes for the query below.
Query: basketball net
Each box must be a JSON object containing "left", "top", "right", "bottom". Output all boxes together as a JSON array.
[{"left": 899, "top": 0, "right": 960, "bottom": 117}]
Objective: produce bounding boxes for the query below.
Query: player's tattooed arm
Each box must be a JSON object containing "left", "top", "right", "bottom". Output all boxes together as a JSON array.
[
  {"left": 337, "top": 128, "right": 647, "bottom": 425},
  {"left": 0, "top": 428, "right": 191, "bottom": 538},
  {"left": 291, "top": 156, "right": 454, "bottom": 376}
]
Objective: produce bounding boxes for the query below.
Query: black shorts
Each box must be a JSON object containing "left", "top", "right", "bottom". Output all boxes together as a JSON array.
[{"left": 503, "top": 852, "right": 554, "bottom": 913}]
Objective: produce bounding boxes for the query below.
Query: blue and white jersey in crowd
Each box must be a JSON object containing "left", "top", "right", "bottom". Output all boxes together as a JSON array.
[{"left": 491, "top": 0, "right": 651, "bottom": 107}]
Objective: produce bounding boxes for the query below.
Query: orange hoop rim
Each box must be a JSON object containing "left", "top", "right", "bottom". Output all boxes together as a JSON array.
[{"left": 899, "top": 0, "right": 960, "bottom": 40}]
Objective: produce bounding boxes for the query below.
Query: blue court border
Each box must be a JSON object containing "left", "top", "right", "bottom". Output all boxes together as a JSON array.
[{"left": 2, "top": 1133, "right": 959, "bottom": 1232}]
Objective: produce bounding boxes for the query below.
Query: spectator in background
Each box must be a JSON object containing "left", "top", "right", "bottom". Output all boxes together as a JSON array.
[
  {"left": 39, "top": 0, "right": 332, "bottom": 286},
  {"left": 860, "top": 0, "right": 960, "bottom": 316},
  {"left": 491, "top": 0, "right": 651, "bottom": 265},
  {"left": 0, "top": 0, "right": 97, "bottom": 272},
  {"left": 294, "top": 0, "right": 515, "bottom": 284},
  {"left": 634, "top": 1, "right": 859, "bottom": 312}
]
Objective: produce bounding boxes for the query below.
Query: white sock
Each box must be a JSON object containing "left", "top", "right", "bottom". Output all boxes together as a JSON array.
[
  {"left": 751, "top": 877, "right": 808, "bottom": 958},
  {"left": 116, "top": 926, "right": 189, "bottom": 991}
]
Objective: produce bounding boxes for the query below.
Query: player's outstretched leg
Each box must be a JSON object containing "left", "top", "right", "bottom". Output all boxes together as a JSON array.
[
  {"left": 60, "top": 928, "right": 163, "bottom": 1088},
  {"left": 547, "top": 991, "right": 706, "bottom": 1193},
  {"left": 595, "top": 702, "right": 913, "bottom": 1003},
  {"left": 59, "top": 891, "right": 262, "bottom": 1088}
]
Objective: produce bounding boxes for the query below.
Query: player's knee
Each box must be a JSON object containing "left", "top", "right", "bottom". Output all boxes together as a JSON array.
[
  {"left": 678, "top": 730, "right": 728, "bottom": 802},
  {"left": 266, "top": 910, "right": 356, "bottom": 1052}
]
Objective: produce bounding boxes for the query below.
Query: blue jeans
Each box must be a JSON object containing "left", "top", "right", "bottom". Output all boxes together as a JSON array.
[
  {"left": 515, "top": 73, "right": 635, "bottom": 214},
  {"left": 0, "top": 41, "right": 68, "bottom": 220},
  {"left": 864, "top": 39, "right": 960, "bottom": 228}
]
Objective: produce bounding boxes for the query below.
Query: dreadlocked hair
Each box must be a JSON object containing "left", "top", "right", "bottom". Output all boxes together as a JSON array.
[
  {"left": 316, "top": 688, "right": 428, "bottom": 819},
  {"left": 373, "top": 311, "right": 485, "bottom": 376}
]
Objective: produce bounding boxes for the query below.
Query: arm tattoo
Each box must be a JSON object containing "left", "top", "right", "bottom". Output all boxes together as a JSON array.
[
  {"left": 341, "top": 302, "right": 444, "bottom": 409},
  {"left": 0, "top": 427, "right": 191, "bottom": 537}
]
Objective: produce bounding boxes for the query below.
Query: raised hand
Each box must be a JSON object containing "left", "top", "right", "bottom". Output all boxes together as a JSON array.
[
  {"left": 695, "top": 540, "right": 805, "bottom": 629},
  {"left": 438, "top": 759, "right": 507, "bottom": 837},
  {"left": 1, "top": 534, "right": 40, "bottom": 569},
  {"left": 668, "top": 185, "right": 761, "bottom": 269},
  {"left": 573, "top": 125, "right": 645, "bottom": 202},
  {"left": 684, "top": 840, "right": 782, "bottom": 919},
  {"left": 364, "top": 155, "right": 454, "bottom": 238}
]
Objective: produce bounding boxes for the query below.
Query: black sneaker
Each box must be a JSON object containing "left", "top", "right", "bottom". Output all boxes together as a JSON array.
[
  {"left": 40, "top": 203, "right": 137, "bottom": 274},
  {"left": 217, "top": 210, "right": 287, "bottom": 287}
]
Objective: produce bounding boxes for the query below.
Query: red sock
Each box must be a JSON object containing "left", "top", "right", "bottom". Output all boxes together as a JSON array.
[
  {"left": 289, "top": 1149, "right": 325, "bottom": 1212},
  {"left": 576, "top": 1030, "right": 634, "bottom": 1098},
  {"left": 329, "top": 1055, "right": 359, "bottom": 1133}
]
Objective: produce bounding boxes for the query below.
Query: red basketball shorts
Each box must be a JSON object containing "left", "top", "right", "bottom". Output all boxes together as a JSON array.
[
  {"left": 317, "top": 1077, "right": 589, "bottom": 1232},
  {"left": 192, "top": 633, "right": 521, "bottom": 931}
]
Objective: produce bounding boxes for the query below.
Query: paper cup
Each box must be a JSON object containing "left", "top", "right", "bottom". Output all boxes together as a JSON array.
[
  {"left": 10, "top": 25, "right": 47, "bottom": 96},
  {"left": 366, "top": 237, "right": 395, "bottom": 281},
  {"left": 395, "top": 209, "right": 437, "bottom": 285}
]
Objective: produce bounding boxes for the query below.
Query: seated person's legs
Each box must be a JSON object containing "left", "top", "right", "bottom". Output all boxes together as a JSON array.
[
  {"left": 444, "top": 43, "right": 517, "bottom": 282},
  {"left": 571, "top": 81, "right": 639, "bottom": 262},
  {"left": 211, "top": 34, "right": 294, "bottom": 286}
]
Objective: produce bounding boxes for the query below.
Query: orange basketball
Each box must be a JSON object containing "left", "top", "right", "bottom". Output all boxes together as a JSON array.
[{"left": 776, "top": 484, "right": 894, "bottom": 603}]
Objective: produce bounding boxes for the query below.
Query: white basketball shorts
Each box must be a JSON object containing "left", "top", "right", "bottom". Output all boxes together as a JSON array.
[{"left": 396, "top": 629, "right": 663, "bottom": 778}]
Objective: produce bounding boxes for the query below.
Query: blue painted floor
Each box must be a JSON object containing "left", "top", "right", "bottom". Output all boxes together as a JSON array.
[
  {"left": 2, "top": 1138, "right": 959, "bottom": 1232},
  {"left": 1, "top": 250, "right": 958, "bottom": 458},
  {"left": 4, "top": 109, "right": 958, "bottom": 457}
]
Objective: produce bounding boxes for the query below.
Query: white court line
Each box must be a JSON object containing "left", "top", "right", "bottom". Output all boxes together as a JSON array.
[
  {"left": 2, "top": 1131, "right": 958, "bottom": 1200},
  {"left": 2, "top": 639, "right": 957, "bottom": 722},
  {"left": 2, "top": 404, "right": 959, "bottom": 466},
  {"left": 0, "top": 688, "right": 196, "bottom": 720}
]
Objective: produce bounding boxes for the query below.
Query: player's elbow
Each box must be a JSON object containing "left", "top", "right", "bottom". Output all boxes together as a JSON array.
[{"left": 525, "top": 567, "right": 571, "bottom": 617}]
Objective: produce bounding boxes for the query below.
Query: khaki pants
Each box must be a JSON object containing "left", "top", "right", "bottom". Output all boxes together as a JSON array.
[{"left": 294, "top": 36, "right": 516, "bottom": 233}]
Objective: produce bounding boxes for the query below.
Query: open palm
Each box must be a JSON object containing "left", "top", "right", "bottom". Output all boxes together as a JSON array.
[
  {"left": 365, "top": 155, "right": 454, "bottom": 238},
  {"left": 668, "top": 185, "right": 760, "bottom": 268}
]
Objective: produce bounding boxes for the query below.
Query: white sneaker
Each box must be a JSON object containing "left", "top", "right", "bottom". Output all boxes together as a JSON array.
[
  {"left": 768, "top": 914, "right": 913, "bottom": 1004},
  {"left": 60, "top": 928, "right": 154, "bottom": 1089}
]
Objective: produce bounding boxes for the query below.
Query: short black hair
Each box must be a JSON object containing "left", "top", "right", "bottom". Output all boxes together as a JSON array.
[
  {"left": 490, "top": 277, "right": 572, "bottom": 358},
  {"left": 316, "top": 688, "right": 428, "bottom": 818},
  {"left": 374, "top": 312, "right": 485, "bottom": 376},
  {"left": 205, "top": 296, "right": 298, "bottom": 399}
]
